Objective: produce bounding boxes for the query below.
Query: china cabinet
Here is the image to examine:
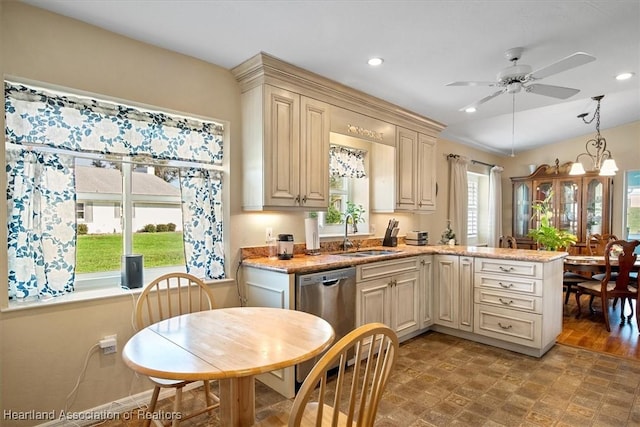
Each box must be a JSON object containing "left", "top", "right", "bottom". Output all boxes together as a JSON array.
[{"left": 511, "top": 161, "right": 612, "bottom": 253}]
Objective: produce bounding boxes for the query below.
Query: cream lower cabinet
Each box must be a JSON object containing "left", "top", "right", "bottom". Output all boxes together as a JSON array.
[
  {"left": 433, "top": 255, "right": 474, "bottom": 332},
  {"left": 473, "top": 257, "right": 563, "bottom": 356},
  {"left": 242, "top": 267, "right": 296, "bottom": 398},
  {"left": 356, "top": 257, "right": 421, "bottom": 340},
  {"left": 419, "top": 255, "right": 434, "bottom": 328}
]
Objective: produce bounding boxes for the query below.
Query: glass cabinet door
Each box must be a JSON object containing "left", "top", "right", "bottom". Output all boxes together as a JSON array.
[
  {"left": 532, "top": 180, "right": 554, "bottom": 229},
  {"left": 557, "top": 179, "right": 581, "bottom": 238},
  {"left": 513, "top": 182, "right": 531, "bottom": 239},
  {"left": 584, "top": 177, "right": 605, "bottom": 237}
]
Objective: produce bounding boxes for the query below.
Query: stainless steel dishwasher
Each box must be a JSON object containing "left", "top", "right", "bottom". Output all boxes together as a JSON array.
[{"left": 296, "top": 266, "right": 356, "bottom": 384}]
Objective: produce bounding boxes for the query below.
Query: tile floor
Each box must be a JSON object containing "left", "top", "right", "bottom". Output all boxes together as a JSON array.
[{"left": 104, "top": 331, "right": 640, "bottom": 427}]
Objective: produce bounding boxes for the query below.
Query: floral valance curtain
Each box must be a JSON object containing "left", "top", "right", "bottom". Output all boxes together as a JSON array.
[
  {"left": 5, "top": 81, "right": 224, "bottom": 165},
  {"left": 329, "top": 145, "right": 366, "bottom": 178}
]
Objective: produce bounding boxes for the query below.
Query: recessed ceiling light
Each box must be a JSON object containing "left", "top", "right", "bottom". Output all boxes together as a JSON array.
[
  {"left": 367, "top": 57, "right": 384, "bottom": 67},
  {"left": 616, "top": 72, "right": 634, "bottom": 81},
  {"left": 465, "top": 107, "right": 476, "bottom": 113}
]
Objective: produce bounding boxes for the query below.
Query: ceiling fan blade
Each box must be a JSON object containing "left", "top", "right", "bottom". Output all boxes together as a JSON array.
[
  {"left": 459, "top": 89, "right": 505, "bottom": 111},
  {"left": 529, "top": 52, "right": 596, "bottom": 80},
  {"left": 446, "top": 81, "right": 498, "bottom": 87},
  {"left": 526, "top": 83, "right": 580, "bottom": 99}
]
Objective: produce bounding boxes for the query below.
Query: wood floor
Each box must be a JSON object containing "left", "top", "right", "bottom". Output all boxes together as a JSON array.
[{"left": 558, "top": 290, "right": 640, "bottom": 359}]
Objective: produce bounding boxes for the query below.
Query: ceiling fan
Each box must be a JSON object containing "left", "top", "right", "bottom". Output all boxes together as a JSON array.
[{"left": 447, "top": 47, "right": 596, "bottom": 111}]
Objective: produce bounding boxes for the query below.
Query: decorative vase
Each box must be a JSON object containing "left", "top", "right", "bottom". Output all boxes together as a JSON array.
[{"left": 448, "top": 239, "right": 455, "bottom": 246}]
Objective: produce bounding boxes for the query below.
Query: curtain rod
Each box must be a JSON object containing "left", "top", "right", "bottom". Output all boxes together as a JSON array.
[{"left": 446, "top": 153, "right": 497, "bottom": 168}]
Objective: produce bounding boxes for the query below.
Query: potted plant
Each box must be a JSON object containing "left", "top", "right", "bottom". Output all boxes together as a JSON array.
[
  {"left": 440, "top": 220, "right": 456, "bottom": 245},
  {"left": 527, "top": 191, "right": 577, "bottom": 251},
  {"left": 343, "top": 201, "right": 366, "bottom": 233}
]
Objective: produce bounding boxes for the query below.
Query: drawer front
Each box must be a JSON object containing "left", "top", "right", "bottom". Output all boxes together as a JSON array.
[
  {"left": 474, "top": 288, "right": 542, "bottom": 314},
  {"left": 474, "top": 304, "right": 541, "bottom": 348},
  {"left": 474, "top": 258, "right": 542, "bottom": 279},
  {"left": 474, "top": 273, "right": 542, "bottom": 296},
  {"left": 357, "top": 257, "right": 419, "bottom": 282}
]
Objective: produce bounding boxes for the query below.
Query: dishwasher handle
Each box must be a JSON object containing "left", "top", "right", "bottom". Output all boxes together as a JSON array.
[{"left": 321, "top": 279, "right": 340, "bottom": 286}]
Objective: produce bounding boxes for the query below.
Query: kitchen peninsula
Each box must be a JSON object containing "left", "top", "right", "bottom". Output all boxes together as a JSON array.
[{"left": 241, "top": 244, "right": 566, "bottom": 397}]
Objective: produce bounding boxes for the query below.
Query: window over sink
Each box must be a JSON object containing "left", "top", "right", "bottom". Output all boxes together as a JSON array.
[{"left": 316, "top": 134, "right": 370, "bottom": 237}]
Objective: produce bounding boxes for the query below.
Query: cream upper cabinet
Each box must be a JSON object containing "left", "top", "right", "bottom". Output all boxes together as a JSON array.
[
  {"left": 240, "top": 84, "right": 330, "bottom": 210},
  {"left": 299, "top": 96, "right": 331, "bottom": 209},
  {"left": 396, "top": 127, "right": 437, "bottom": 212}
]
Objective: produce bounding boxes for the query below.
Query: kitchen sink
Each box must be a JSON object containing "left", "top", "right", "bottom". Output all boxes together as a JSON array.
[{"left": 338, "top": 250, "right": 401, "bottom": 258}]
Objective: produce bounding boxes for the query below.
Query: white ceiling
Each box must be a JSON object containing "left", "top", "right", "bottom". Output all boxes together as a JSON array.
[{"left": 22, "top": 0, "right": 640, "bottom": 157}]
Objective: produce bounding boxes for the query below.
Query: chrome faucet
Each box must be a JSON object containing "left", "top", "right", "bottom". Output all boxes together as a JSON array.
[{"left": 343, "top": 213, "right": 354, "bottom": 252}]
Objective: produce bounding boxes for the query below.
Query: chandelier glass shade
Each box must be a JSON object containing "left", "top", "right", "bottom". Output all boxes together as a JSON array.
[{"left": 569, "top": 95, "right": 618, "bottom": 176}]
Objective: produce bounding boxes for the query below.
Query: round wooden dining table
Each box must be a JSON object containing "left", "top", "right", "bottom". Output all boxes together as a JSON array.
[{"left": 122, "top": 306, "right": 335, "bottom": 427}]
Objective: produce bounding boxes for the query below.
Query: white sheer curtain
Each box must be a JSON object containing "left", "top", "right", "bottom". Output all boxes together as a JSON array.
[
  {"left": 488, "top": 166, "right": 504, "bottom": 247},
  {"left": 448, "top": 155, "right": 469, "bottom": 245}
]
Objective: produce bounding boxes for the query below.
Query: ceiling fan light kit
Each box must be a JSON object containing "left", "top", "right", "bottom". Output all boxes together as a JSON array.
[{"left": 569, "top": 95, "right": 618, "bottom": 176}]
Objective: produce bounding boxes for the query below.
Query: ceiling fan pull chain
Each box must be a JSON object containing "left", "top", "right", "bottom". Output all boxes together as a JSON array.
[{"left": 511, "top": 93, "right": 516, "bottom": 157}]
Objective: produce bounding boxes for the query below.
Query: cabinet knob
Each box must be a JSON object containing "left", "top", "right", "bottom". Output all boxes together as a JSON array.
[{"left": 302, "top": 195, "right": 307, "bottom": 204}]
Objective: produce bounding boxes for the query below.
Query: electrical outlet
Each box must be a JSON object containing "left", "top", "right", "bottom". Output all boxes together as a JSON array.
[
  {"left": 266, "top": 227, "right": 273, "bottom": 243},
  {"left": 99, "top": 334, "right": 117, "bottom": 355}
]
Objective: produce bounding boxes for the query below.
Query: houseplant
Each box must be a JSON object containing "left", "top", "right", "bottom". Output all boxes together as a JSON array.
[
  {"left": 344, "top": 201, "right": 366, "bottom": 233},
  {"left": 527, "top": 191, "right": 577, "bottom": 251}
]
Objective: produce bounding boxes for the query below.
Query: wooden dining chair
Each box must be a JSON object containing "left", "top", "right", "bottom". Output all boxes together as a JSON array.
[
  {"left": 587, "top": 233, "right": 618, "bottom": 256},
  {"left": 134, "top": 272, "right": 220, "bottom": 427},
  {"left": 498, "top": 235, "right": 518, "bottom": 249},
  {"left": 575, "top": 240, "right": 640, "bottom": 332},
  {"left": 255, "top": 323, "right": 399, "bottom": 427}
]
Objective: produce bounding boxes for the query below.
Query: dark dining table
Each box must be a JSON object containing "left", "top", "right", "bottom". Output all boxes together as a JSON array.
[
  {"left": 563, "top": 255, "right": 640, "bottom": 275},
  {"left": 564, "top": 255, "right": 640, "bottom": 322}
]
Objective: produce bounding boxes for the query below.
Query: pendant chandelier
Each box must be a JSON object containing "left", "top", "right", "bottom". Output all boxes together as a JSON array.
[{"left": 569, "top": 95, "right": 618, "bottom": 176}]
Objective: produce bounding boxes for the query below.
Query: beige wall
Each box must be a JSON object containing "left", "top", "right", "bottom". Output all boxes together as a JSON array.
[{"left": 1, "top": 2, "right": 639, "bottom": 423}]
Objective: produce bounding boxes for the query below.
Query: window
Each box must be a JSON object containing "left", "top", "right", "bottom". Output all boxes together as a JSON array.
[
  {"left": 76, "top": 202, "right": 86, "bottom": 221},
  {"left": 467, "top": 179, "right": 479, "bottom": 237},
  {"left": 5, "top": 80, "right": 226, "bottom": 301},
  {"left": 317, "top": 137, "right": 370, "bottom": 236},
  {"left": 466, "top": 171, "right": 490, "bottom": 246},
  {"left": 624, "top": 170, "right": 640, "bottom": 244}
]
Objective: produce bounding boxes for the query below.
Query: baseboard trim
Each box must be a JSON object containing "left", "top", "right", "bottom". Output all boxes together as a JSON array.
[{"left": 36, "top": 382, "right": 202, "bottom": 427}]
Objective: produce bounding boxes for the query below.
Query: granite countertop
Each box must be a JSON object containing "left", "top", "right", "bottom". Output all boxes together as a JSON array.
[{"left": 241, "top": 244, "right": 568, "bottom": 274}]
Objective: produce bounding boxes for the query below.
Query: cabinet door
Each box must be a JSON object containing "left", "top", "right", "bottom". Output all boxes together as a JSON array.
[
  {"left": 416, "top": 133, "right": 437, "bottom": 211},
  {"left": 420, "top": 256, "right": 434, "bottom": 328},
  {"left": 583, "top": 176, "right": 611, "bottom": 238},
  {"left": 391, "top": 271, "right": 420, "bottom": 338},
  {"left": 299, "top": 97, "right": 330, "bottom": 208},
  {"left": 434, "top": 255, "right": 459, "bottom": 328},
  {"left": 356, "top": 278, "right": 391, "bottom": 327},
  {"left": 396, "top": 127, "right": 418, "bottom": 210},
  {"left": 264, "top": 85, "right": 300, "bottom": 207},
  {"left": 459, "top": 257, "right": 474, "bottom": 332},
  {"left": 512, "top": 181, "right": 532, "bottom": 240},
  {"left": 556, "top": 178, "right": 581, "bottom": 239}
]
